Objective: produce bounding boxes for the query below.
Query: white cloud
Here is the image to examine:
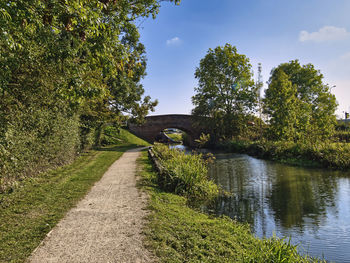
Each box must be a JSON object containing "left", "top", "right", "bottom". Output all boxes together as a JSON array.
[
  {"left": 166, "top": 37, "right": 182, "bottom": 46},
  {"left": 299, "top": 26, "right": 350, "bottom": 42},
  {"left": 340, "top": 52, "right": 350, "bottom": 60}
]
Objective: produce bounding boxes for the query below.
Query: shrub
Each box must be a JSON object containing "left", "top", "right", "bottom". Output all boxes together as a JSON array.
[
  {"left": 152, "top": 143, "right": 219, "bottom": 204},
  {"left": 100, "top": 126, "right": 122, "bottom": 145},
  {"left": 0, "top": 106, "right": 80, "bottom": 192}
]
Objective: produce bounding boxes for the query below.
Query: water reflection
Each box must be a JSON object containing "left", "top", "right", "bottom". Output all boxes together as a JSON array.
[
  {"left": 169, "top": 144, "right": 211, "bottom": 154},
  {"left": 209, "top": 153, "right": 350, "bottom": 262},
  {"left": 169, "top": 144, "right": 188, "bottom": 151}
]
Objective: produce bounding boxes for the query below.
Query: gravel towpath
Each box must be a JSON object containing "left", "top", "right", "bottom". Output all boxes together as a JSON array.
[{"left": 28, "top": 148, "right": 154, "bottom": 263}]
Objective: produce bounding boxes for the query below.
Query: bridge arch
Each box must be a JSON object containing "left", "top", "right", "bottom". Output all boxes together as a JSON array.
[{"left": 128, "top": 114, "right": 207, "bottom": 146}]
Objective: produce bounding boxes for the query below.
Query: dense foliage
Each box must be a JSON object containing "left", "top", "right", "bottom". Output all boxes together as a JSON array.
[
  {"left": 264, "top": 60, "right": 338, "bottom": 142},
  {"left": 0, "top": 0, "right": 179, "bottom": 191},
  {"left": 192, "top": 44, "right": 257, "bottom": 140},
  {"left": 334, "top": 122, "right": 350, "bottom": 142},
  {"left": 151, "top": 143, "right": 219, "bottom": 204},
  {"left": 263, "top": 69, "right": 298, "bottom": 141}
]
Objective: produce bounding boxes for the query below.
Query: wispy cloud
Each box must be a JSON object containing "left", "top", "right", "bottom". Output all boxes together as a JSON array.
[
  {"left": 341, "top": 52, "right": 350, "bottom": 60},
  {"left": 299, "top": 26, "right": 350, "bottom": 42},
  {"left": 166, "top": 37, "right": 182, "bottom": 46}
]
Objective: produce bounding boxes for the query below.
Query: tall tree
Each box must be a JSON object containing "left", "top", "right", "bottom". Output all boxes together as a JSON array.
[
  {"left": 192, "top": 44, "right": 257, "bottom": 139},
  {"left": 264, "top": 60, "right": 338, "bottom": 142},
  {"left": 0, "top": 0, "right": 180, "bottom": 111},
  {"left": 263, "top": 69, "right": 298, "bottom": 140},
  {"left": 0, "top": 0, "right": 179, "bottom": 189}
]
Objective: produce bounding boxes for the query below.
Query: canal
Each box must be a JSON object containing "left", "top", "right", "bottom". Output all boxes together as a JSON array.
[{"left": 208, "top": 153, "right": 350, "bottom": 262}]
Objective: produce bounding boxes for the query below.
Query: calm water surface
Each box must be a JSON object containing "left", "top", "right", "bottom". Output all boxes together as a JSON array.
[{"left": 209, "top": 153, "right": 350, "bottom": 263}]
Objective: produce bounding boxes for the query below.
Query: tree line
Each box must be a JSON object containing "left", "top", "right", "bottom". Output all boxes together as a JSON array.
[{"left": 192, "top": 44, "right": 338, "bottom": 144}]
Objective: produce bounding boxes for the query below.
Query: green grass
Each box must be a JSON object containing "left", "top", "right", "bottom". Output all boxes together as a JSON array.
[
  {"left": 166, "top": 133, "right": 183, "bottom": 142},
  {"left": 118, "top": 128, "right": 150, "bottom": 146},
  {"left": 138, "top": 152, "right": 322, "bottom": 263},
  {"left": 0, "top": 129, "right": 149, "bottom": 263},
  {"left": 102, "top": 126, "right": 151, "bottom": 146}
]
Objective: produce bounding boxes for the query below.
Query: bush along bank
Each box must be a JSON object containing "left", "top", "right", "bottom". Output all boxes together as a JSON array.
[
  {"left": 142, "top": 146, "right": 322, "bottom": 262},
  {"left": 150, "top": 143, "right": 219, "bottom": 205},
  {"left": 215, "top": 139, "right": 350, "bottom": 170}
]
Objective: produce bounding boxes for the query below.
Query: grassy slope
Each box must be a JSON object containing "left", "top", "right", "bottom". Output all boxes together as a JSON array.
[
  {"left": 166, "top": 133, "right": 183, "bottom": 142},
  {"left": 115, "top": 128, "right": 151, "bottom": 147},
  {"left": 138, "top": 152, "right": 321, "bottom": 263},
  {"left": 0, "top": 129, "right": 148, "bottom": 263}
]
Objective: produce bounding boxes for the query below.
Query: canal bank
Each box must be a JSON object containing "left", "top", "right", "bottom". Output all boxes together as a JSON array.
[
  {"left": 165, "top": 143, "right": 350, "bottom": 262},
  {"left": 142, "top": 145, "right": 320, "bottom": 262}
]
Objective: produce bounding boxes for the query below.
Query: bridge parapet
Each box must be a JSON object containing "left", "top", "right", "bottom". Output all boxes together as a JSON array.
[{"left": 128, "top": 114, "right": 208, "bottom": 146}]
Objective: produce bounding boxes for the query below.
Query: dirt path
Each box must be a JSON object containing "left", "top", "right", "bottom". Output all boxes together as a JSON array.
[{"left": 28, "top": 148, "right": 154, "bottom": 263}]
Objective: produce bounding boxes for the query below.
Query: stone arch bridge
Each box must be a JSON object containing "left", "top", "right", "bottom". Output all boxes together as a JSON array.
[{"left": 128, "top": 114, "right": 209, "bottom": 146}]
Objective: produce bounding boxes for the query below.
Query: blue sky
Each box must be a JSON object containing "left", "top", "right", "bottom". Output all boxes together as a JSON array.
[{"left": 139, "top": 0, "right": 350, "bottom": 118}]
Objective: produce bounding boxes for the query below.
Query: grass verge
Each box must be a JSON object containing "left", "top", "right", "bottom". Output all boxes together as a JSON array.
[
  {"left": 138, "top": 151, "right": 322, "bottom": 263},
  {"left": 0, "top": 128, "right": 148, "bottom": 263}
]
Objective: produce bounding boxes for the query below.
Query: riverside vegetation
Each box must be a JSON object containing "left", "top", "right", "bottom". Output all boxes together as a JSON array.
[
  {"left": 190, "top": 45, "right": 348, "bottom": 170},
  {"left": 212, "top": 115, "right": 350, "bottom": 169},
  {"left": 0, "top": 128, "right": 149, "bottom": 262},
  {"left": 140, "top": 145, "right": 322, "bottom": 262},
  {"left": 151, "top": 143, "right": 219, "bottom": 204},
  {"left": 216, "top": 136, "right": 350, "bottom": 169}
]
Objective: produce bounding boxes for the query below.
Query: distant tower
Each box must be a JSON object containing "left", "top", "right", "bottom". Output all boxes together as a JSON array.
[
  {"left": 257, "top": 63, "right": 263, "bottom": 99},
  {"left": 256, "top": 63, "right": 264, "bottom": 138}
]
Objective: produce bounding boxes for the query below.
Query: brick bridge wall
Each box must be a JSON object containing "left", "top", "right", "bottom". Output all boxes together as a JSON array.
[{"left": 128, "top": 114, "right": 208, "bottom": 146}]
